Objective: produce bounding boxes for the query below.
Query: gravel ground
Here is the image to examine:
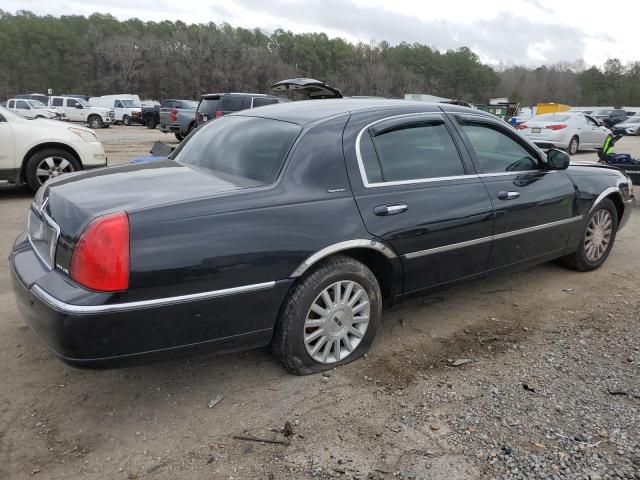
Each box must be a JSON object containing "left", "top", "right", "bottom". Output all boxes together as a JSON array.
[{"left": 0, "top": 127, "right": 638, "bottom": 480}]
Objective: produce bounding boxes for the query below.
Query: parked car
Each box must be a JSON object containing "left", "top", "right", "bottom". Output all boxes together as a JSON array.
[
  {"left": 10, "top": 100, "right": 634, "bottom": 374},
  {"left": 5, "top": 98, "right": 65, "bottom": 121},
  {"left": 49, "top": 96, "right": 114, "bottom": 129},
  {"left": 591, "top": 109, "right": 628, "bottom": 128},
  {"left": 0, "top": 106, "right": 107, "bottom": 191},
  {"left": 195, "top": 93, "right": 287, "bottom": 126},
  {"left": 612, "top": 116, "right": 640, "bottom": 136},
  {"left": 88, "top": 97, "right": 142, "bottom": 125},
  {"left": 157, "top": 99, "right": 199, "bottom": 140},
  {"left": 14, "top": 93, "right": 50, "bottom": 105},
  {"left": 517, "top": 112, "right": 612, "bottom": 155}
]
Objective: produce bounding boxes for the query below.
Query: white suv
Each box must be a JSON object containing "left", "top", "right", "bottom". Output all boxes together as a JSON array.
[
  {"left": 49, "top": 96, "right": 114, "bottom": 129},
  {"left": 0, "top": 106, "right": 107, "bottom": 191},
  {"left": 6, "top": 98, "right": 65, "bottom": 120}
]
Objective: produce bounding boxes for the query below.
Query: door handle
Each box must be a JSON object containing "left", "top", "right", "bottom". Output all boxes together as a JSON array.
[
  {"left": 497, "top": 191, "right": 520, "bottom": 200},
  {"left": 373, "top": 203, "right": 408, "bottom": 216}
]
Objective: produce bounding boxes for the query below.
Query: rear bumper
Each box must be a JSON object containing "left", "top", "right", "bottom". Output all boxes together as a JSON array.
[
  {"left": 10, "top": 235, "right": 291, "bottom": 368},
  {"left": 530, "top": 139, "right": 568, "bottom": 149}
]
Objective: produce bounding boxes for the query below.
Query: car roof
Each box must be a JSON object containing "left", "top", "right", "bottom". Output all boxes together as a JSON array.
[{"left": 232, "top": 98, "right": 492, "bottom": 125}]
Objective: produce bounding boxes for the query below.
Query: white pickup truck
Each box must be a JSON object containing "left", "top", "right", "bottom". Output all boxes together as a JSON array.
[
  {"left": 0, "top": 106, "right": 107, "bottom": 191},
  {"left": 49, "top": 96, "right": 114, "bottom": 129},
  {"left": 5, "top": 99, "right": 64, "bottom": 120}
]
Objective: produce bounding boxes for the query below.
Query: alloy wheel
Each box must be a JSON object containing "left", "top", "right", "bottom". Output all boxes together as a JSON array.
[
  {"left": 304, "top": 280, "right": 370, "bottom": 364},
  {"left": 584, "top": 209, "right": 613, "bottom": 262},
  {"left": 569, "top": 137, "right": 579, "bottom": 155},
  {"left": 35, "top": 156, "right": 75, "bottom": 185}
]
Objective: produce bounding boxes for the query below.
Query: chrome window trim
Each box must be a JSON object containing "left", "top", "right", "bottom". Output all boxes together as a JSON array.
[
  {"left": 403, "top": 216, "right": 583, "bottom": 259},
  {"left": 355, "top": 112, "right": 473, "bottom": 188},
  {"left": 477, "top": 169, "right": 551, "bottom": 178},
  {"left": 31, "top": 281, "right": 276, "bottom": 315},
  {"left": 291, "top": 239, "right": 397, "bottom": 277}
]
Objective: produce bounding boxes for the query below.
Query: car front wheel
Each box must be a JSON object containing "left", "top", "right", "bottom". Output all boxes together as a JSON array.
[
  {"left": 567, "top": 136, "right": 579, "bottom": 155},
  {"left": 25, "top": 149, "right": 81, "bottom": 192},
  {"left": 88, "top": 115, "right": 104, "bottom": 129},
  {"left": 561, "top": 198, "right": 618, "bottom": 271},
  {"left": 122, "top": 115, "right": 131, "bottom": 126},
  {"left": 273, "top": 255, "right": 381, "bottom": 375}
]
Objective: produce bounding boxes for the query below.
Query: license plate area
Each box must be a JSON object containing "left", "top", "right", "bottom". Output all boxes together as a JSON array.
[
  {"left": 28, "top": 207, "right": 59, "bottom": 271},
  {"left": 532, "top": 127, "right": 541, "bottom": 133}
]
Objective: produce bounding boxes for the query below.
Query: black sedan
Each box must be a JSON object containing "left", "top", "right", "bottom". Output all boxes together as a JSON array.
[{"left": 10, "top": 99, "right": 635, "bottom": 374}]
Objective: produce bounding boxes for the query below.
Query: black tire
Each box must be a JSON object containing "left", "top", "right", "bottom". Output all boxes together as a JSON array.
[
  {"left": 24, "top": 148, "right": 81, "bottom": 192},
  {"left": 146, "top": 118, "right": 158, "bottom": 129},
  {"left": 567, "top": 136, "right": 579, "bottom": 155},
  {"left": 87, "top": 115, "right": 104, "bottom": 129},
  {"left": 560, "top": 198, "right": 618, "bottom": 272},
  {"left": 175, "top": 133, "right": 185, "bottom": 141},
  {"left": 122, "top": 115, "right": 131, "bottom": 126},
  {"left": 186, "top": 122, "right": 195, "bottom": 135},
  {"left": 272, "top": 255, "right": 382, "bottom": 375}
]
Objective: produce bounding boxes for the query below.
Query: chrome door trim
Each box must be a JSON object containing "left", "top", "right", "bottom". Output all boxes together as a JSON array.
[
  {"left": 403, "top": 216, "right": 583, "bottom": 259},
  {"left": 291, "top": 239, "right": 397, "bottom": 278},
  {"left": 31, "top": 281, "right": 276, "bottom": 315}
]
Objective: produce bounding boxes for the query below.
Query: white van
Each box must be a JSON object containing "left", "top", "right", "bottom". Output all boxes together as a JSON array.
[
  {"left": 49, "top": 96, "right": 114, "bottom": 128},
  {"left": 88, "top": 96, "right": 142, "bottom": 125}
]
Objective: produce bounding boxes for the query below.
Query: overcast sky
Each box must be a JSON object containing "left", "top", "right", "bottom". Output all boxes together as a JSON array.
[{"left": 4, "top": 0, "right": 637, "bottom": 67}]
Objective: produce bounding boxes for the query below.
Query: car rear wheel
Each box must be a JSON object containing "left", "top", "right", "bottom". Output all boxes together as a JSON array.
[
  {"left": 561, "top": 198, "right": 618, "bottom": 271},
  {"left": 146, "top": 118, "right": 158, "bottom": 129},
  {"left": 25, "top": 149, "right": 81, "bottom": 192},
  {"left": 567, "top": 136, "right": 579, "bottom": 155},
  {"left": 88, "top": 115, "right": 104, "bottom": 129},
  {"left": 273, "top": 255, "right": 381, "bottom": 375},
  {"left": 122, "top": 115, "right": 132, "bottom": 126}
]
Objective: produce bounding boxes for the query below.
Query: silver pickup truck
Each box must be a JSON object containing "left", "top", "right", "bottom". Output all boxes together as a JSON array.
[{"left": 158, "top": 100, "right": 198, "bottom": 141}]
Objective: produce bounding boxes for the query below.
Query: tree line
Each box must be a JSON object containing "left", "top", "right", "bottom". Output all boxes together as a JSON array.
[{"left": 1, "top": 10, "right": 639, "bottom": 107}]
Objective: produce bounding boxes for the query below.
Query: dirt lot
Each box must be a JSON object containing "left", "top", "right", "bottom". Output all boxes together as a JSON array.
[{"left": 1, "top": 127, "right": 639, "bottom": 480}]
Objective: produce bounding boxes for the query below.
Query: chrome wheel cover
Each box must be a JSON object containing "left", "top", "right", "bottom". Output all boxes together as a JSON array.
[
  {"left": 36, "top": 156, "right": 74, "bottom": 185},
  {"left": 304, "top": 280, "right": 370, "bottom": 364},
  {"left": 584, "top": 209, "right": 613, "bottom": 262},
  {"left": 569, "top": 137, "right": 578, "bottom": 154}
]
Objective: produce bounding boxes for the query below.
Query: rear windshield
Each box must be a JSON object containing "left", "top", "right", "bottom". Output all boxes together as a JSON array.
[
  {"left": 532, "top": 114, "right": 569, "bottom": 122},
  {"left": 180, "top": 100, "right": 198, "bottom": 109},
  {"left": 173, "top": 116, "right": 301, "bottom": 184},
  {"left": 198, "top": 97, "right": 221, "bottom": 116}
]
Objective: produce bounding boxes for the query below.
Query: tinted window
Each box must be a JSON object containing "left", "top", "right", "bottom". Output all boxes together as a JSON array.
[
  {"left": 115, "top": 100, "right": 124, "bottom": 108},
  {"left": 198, "top": 97, "right": 221, "bottom": 116},
  {"left": 68, "top": 98, "right": 79, "bottom": 108},
  {"left": 16, "top": 100, "right": 29, "bottom": 109},
  {"left": 252, "top": 97, "right": 279, "bottom": 108},
  {"left": 360, "top": 121, "right": 464, "bottom": 183},
  {"left": 52, "top": 98, "right": 63, "bottom": 107},
  {"left": 585, "top": 116, "right": 599, "bottom": 126},
  {"left": 174, "top": 116, "right": 300, "bottom": 184},
  {"left": 8, "top": 100, "right": 14, "bottom": 108},
  {"left": 461, "top": 122, "right": 539, "bottom": 174},
  {"left": 220, "top": 95, "right": 251, "bottom": 111}
]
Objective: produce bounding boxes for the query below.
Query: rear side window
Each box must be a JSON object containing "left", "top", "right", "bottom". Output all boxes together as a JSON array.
[
  {"left": 220, "top": 95, "right": 251, "bottom": 112},
  {"left": 52, "top": 98, "right": 63, "bottom": 107},
  {"left": 359, "top": 120, "right": 465, "bottom": 183},
  {"left": 460, "top": 122, "right": 539, "bottom": 174},
  {"left": 174, "top": 116, "right": 301, "bottom": 184},
  {"left": 252, "top": 97, "right": 278, "bottom": 108}
]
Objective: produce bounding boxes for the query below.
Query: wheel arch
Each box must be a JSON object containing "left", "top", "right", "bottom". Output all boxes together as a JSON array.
[
  {"left": 290, "top": 240, "right": 402, "bottom": 304},
  {"left": 21, "top": 142, "right": 82, "bottom": 182},
  {"left": 589, "top": 186, "right": 625, "bottom": 220}
]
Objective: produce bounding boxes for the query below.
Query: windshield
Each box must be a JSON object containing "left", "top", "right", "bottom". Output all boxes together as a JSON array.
[
  {"left": 76, "top": 98, "right": 89, "bottom": 106},
  {"left": 592, "top": 110, "right": 612, "bottom": 116},
  {"left": 173, "top": 115, "right": 301, "bottom": 184},
  {"left": 27, "top": 100, "right": 47, "bottom": 108},
  {"left": 532, "top": 114, "right": 569, "bottom": 122}
]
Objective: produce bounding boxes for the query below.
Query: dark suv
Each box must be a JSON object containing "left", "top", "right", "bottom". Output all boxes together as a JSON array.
[
  {"left": 591, "top": 109, "right": 628, "bottom": 128},
  {"left": 195, "top": 93, "right": 288, "bottom": 126}
]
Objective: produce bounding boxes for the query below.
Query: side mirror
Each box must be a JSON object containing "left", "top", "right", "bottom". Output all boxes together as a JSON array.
[{"left": 547, "top": 148, "right": 570, "bottom": 170}]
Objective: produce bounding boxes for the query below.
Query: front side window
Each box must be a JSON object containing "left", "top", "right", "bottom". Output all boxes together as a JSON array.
[
  {"left": 8, "top": 100, "right": 14, "bottom": 108},
  {"left": 359, "top": 120, "right": 464, "bottom": 183},
  {"left": 16, "top": 100, "right": 29, "bottom": 109},
  {"left": 68, "top": 99, "right": 80, "bottom": 108},
  {"left": 460, "top": 122, "right": 539, "bottom": 174},
  {"left": 173, "top": 115, "right": 301, "bottom": 184}
]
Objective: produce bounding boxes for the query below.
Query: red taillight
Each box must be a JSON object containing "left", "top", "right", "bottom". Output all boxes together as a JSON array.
[
  {"left": 546, "top": 124, "right": 567, "bottom": 130},
  {"left": 215, "top": 111, "right": 223, "bottom": 118},
  {"left": 70, "top": 212, "right": 129, "bottom": 292},
  {"left": 170, "top": 109, "right": 177, "bottom": 123},
  {"left": 517, "top": 124, "right": 528, "bottom": 130}
]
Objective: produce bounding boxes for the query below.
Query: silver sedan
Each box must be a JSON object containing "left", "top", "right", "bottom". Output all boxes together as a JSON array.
[{"left": 517, "top": 113, "right": 612, "bottom": 155}]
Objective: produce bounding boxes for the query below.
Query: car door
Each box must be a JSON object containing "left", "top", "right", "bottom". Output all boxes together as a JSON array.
[
  {"left": 452, "top": 114, "right": 579, "bottom": 272},
  {"left": 114, "top": 99, "right": 125, "bottom": 120},
  {"left": 0, "top": 111, "right": 16, "bottom": 170},
  {"left": 15, "top": 100, "right": 32, "bottom": 118},
  {"left": 65, "top": 98, "right": 84, "bottom": 121},
  {"left": 344, "top": 110, "right": 494, "bottom": 295},
  {"left": 585, "top": 115, "right": 608, "bottom": 147}
]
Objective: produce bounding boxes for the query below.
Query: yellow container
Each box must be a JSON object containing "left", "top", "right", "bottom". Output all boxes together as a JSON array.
[{"left": 536, "top": 103, "right": 570, "bottom": 115}]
